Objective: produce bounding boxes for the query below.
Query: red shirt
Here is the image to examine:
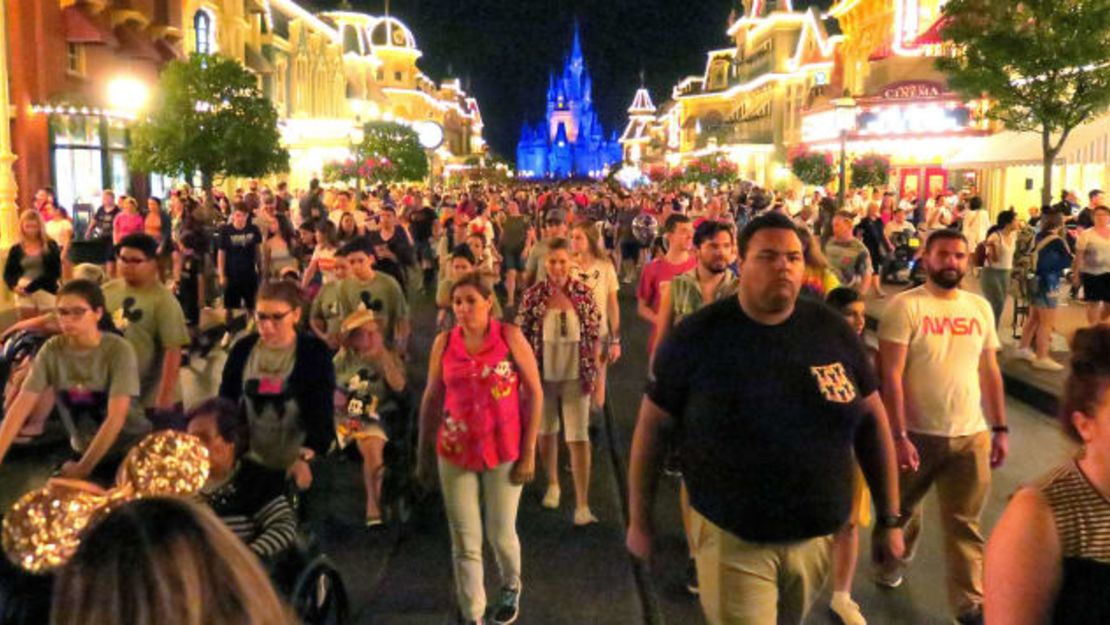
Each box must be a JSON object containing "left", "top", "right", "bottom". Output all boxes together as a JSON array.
[
  {"left": 638, "top": 255, "right": 697, "bottom": 350},
  {"left": 438, "top": 319, "right": 522, "bottom": 471}
]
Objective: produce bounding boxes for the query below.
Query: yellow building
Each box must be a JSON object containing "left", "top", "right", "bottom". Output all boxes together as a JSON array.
[
  {"left": 318, "top": 11, "right": 485, "bottom": 178},
  {"left": 622, "top": 1, "right": 840, "bottom": 186},
  {"left": 178, "top": 1, "right": 485, "bottom": 189},
  {"left": 803, "top": 0, "right": 990, "bottom": 200}
]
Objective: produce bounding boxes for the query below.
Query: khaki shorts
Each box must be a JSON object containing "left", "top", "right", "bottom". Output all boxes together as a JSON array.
[{"left": 540, "top": 379, "right": 591, "bottom": 442}]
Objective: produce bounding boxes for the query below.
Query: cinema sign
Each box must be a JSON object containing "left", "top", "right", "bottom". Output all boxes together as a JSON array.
[{"left": 881, "top": 81, "right": 945, "bottom": 101}]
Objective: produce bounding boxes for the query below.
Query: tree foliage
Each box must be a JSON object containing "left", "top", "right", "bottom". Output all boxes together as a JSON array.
[
  {"left": 354, "top": 121, "right": 429, "bottom": 183},
  {"left": 938, "top": 0, "right": 1110, "bottom": 203},
  {"left": 127, "top": 54, "right": 289, "bottom": 187}
]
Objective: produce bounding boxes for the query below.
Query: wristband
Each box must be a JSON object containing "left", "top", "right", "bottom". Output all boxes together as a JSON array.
[
  {"left": 992, "top": 425, "right": 1010, "bottom": 434},
  {"left": 877, "top": 514, "right": 902, "bottom": 529}
]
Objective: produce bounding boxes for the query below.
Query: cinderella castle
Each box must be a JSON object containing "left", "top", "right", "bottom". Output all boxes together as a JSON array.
[{"left": 516, "top": 24, "right": 622, "bottom": 179}]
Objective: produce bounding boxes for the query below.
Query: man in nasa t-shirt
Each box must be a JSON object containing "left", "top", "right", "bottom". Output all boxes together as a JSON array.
[{"left": 876, "top": 229, "right": 1007, "bottom": 625}]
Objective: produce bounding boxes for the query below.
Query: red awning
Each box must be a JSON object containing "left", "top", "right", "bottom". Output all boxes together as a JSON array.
[
  {"left": 914, "top": 16, "right": 951, "bottom": 46},
  {"left": 62, "top": 4, "right": 117, "bottom": 45},
  {"left": 114, "top": 25, "right": 161, "bottom": 63}
]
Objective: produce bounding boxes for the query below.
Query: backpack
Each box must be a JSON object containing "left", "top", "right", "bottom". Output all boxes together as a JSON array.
[
  {"left": 1031, "top": 233, "right": 1073, "bottom": 276},
  {"left": 1011, "top": 225, "right": 1037, "bottom": 277}
]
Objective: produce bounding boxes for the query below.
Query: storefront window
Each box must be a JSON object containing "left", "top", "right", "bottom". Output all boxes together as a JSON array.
[
  {"left": 194, "top": 10, "right": 214, "bottom": 55},
  {"left": 49, "top": 114, "right": 131, "bottom": 215}
]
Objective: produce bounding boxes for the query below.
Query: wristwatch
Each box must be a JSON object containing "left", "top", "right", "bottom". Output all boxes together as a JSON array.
[{"left": 877, "top": 514, "right": 902, "bottom": 529}]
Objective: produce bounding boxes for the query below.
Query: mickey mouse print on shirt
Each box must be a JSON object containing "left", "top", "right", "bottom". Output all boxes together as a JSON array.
[
  {"left": 112, "top": 296, "right": 143, "bottom": 331},
  {"left": 359, "top": 290, "right": 385, "bottom": 314}
]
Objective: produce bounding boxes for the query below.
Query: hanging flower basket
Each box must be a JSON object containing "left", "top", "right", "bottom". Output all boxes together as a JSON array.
[
  {"left": 850, "top": 153, "right": 891, "bottom": 189},
  {"left": 789, "top": 148, "right": 835, "bottom": 187}
]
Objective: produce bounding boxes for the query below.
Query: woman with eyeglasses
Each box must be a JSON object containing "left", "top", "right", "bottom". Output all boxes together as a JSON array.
[
  {"left": 219, "top": 280, "right": 335, "bottom": 490},
  {"left": 517, "top": 238, "right": 602, "bottom": 525},
  {"left": 0, "top": 279, "right": 147, "bottom": 481}
]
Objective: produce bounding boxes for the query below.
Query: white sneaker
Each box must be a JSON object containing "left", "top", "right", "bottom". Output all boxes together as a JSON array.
[
  {"left": 1032, "top": 357, "right": 1065, "bottom": 372},
  {"left": 1012, "top": 347, "right": 1036, "bottom": 361},
  {"left": 542, "top": 485, "right": 560, "bottom": 509},
  {"left": 874, "top": 567, "right": 904, "bottom": 589},
  {"left": 830, "top": 592, "right": 867, "bottom": 625}
]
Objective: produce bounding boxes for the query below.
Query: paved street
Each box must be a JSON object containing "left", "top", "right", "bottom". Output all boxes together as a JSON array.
[{"left": 0, "top": 285, "right": 1077, "bottom": 624}]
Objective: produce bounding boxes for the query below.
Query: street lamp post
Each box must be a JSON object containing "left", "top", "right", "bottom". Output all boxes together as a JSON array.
[{"left": 834, "top": 97, "right": 857, "bottom": 209}]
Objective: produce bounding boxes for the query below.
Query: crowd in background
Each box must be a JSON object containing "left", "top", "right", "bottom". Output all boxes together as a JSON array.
[{"left": 1, "top": 174, "right": 1110, "bottom": 625}]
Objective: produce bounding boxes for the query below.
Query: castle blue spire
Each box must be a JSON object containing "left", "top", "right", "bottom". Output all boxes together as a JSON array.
[
  {"left": 517, "top": 22, "right": 622, "bottom": 179},
  {"left": 570, "top": 21, "right": 584, "bottom": 66}
]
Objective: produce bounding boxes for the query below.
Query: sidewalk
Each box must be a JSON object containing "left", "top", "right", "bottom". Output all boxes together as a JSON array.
[{"left": 863, "top": 274, "right": 1087, "bottom": 415}]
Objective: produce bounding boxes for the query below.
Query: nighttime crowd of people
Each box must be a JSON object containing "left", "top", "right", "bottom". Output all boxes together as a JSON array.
[{"left": 0, "top": 177, "right": 1108, "bottom": 625}]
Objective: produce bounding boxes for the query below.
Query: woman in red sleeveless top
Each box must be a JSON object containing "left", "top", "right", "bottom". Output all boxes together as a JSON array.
[{"left": 418, "top": 272, "right": 543, "bottom": 625}]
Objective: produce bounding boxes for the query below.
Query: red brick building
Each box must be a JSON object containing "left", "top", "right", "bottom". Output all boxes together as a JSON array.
[{"left": 7, "top": 0, "right": 181, "bottom": 217}]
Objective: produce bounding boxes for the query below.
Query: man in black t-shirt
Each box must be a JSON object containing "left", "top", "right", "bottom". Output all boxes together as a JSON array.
[
  {"left": 216, "top": 203, "right": 263, "bottom": 312},
  {"left": 1076, "top": 188, "right": 1104, "bottom": 230},
  {"left": 87, "top": 189, "right": 120, "bottom": 266},
  {"left": 627, "top": 212, "right": 903, "bottom": 625}
]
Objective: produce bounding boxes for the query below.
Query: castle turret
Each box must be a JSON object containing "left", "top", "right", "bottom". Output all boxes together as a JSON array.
[{"left": 517, "top": 22, "right": 622, "bottom": 178}]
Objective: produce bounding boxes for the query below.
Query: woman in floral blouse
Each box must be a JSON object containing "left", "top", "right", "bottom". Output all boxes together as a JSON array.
[{"left": 517, "top": 238, "right": 602, "bottom": 526}]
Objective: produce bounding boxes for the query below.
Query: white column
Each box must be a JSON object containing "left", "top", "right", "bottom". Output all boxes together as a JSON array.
[{"left": 0, "top": 0, "right": 18, "bottom": 249}]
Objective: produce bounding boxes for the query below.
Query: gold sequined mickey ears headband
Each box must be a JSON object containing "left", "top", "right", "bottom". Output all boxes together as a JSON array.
[{"left": 1, "top": 430, "right": 210, "bottom": 574}]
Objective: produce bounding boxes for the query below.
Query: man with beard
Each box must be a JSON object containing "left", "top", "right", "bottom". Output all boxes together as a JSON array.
[
  {"left": 876, "top": 228, "right": 1007, "bottom": 625},
  {"left": 653, "top": 220, "right": 738, "bottom": 358},
  {"left": 627, "top": 212, "right": 903, "bottom": 625}
]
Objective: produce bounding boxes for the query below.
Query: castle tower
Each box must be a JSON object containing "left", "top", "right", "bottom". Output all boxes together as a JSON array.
[{"left": 516, "top": 22, "right": 621, "bottom": 178}]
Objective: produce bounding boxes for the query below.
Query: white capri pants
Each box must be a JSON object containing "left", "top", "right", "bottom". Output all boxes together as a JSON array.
[{"left": 540, "top": 379, "right": 591, "bottom": 442}]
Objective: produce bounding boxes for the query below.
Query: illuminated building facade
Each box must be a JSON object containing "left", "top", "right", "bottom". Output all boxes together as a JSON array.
[
  {"left": 0, "top": 0, "right": 486, "bottom": 218},
  {"left": 181, "top": 2, "right": 486, "bottom": 190},
  {"left": 7, "top": 0, "right": 183, "bottom": 216},
  {"left": 317, "top": 11, "right": 485, "bottom": 181},
  {"left": 808, "top": 0, "right": 991, "bottom": 200},
  {"left": 622, "top": 0, "right": 841, "bottom": 186},
  {"left": 517, "top": 24, "right": 621, "bottom": 179}
]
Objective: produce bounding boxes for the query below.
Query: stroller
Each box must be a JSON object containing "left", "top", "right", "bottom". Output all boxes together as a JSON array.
[
  {"left": 883, "top": 230, "right": 924, "bottom": 285},
  {"left": 0, "top": 330, "right": 51, "bottom": 441}
]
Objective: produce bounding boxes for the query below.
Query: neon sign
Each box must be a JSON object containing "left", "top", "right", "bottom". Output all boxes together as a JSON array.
[
  {"left": 881, "top": 81, "right": 943, "bottom": 100},
  {"left": 859, "top": 103, "right": 970, "bottom": 135}
]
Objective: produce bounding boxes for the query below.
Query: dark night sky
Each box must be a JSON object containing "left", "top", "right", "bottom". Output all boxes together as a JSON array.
[{"left": 314, "top": 0, "right": 831, "bottom": 162}]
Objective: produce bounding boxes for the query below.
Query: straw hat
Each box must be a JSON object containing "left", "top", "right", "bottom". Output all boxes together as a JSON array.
[{"left": 340, "top": 308, "right": 379, "bottom": 338}]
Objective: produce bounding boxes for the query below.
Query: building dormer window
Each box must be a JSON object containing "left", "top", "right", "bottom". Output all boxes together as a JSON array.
[{"left": 194, "top": 9, "right": 215, "bottom": 55}]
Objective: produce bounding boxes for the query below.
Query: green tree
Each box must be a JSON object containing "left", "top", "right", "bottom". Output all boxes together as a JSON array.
[
  {"left": 128, "top": 54, "right": 289, "bottom": 209},
  {"left": 938, "top": 0, "right": 1110, "bottom": 205},
  {"left": 355, "top": 121, "right": 429, "bottom": 183}
]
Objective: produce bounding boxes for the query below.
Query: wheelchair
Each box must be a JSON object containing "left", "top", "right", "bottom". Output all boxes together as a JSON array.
[{"left": 273, "top": 534, "right": 350, "bottom": 625}]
